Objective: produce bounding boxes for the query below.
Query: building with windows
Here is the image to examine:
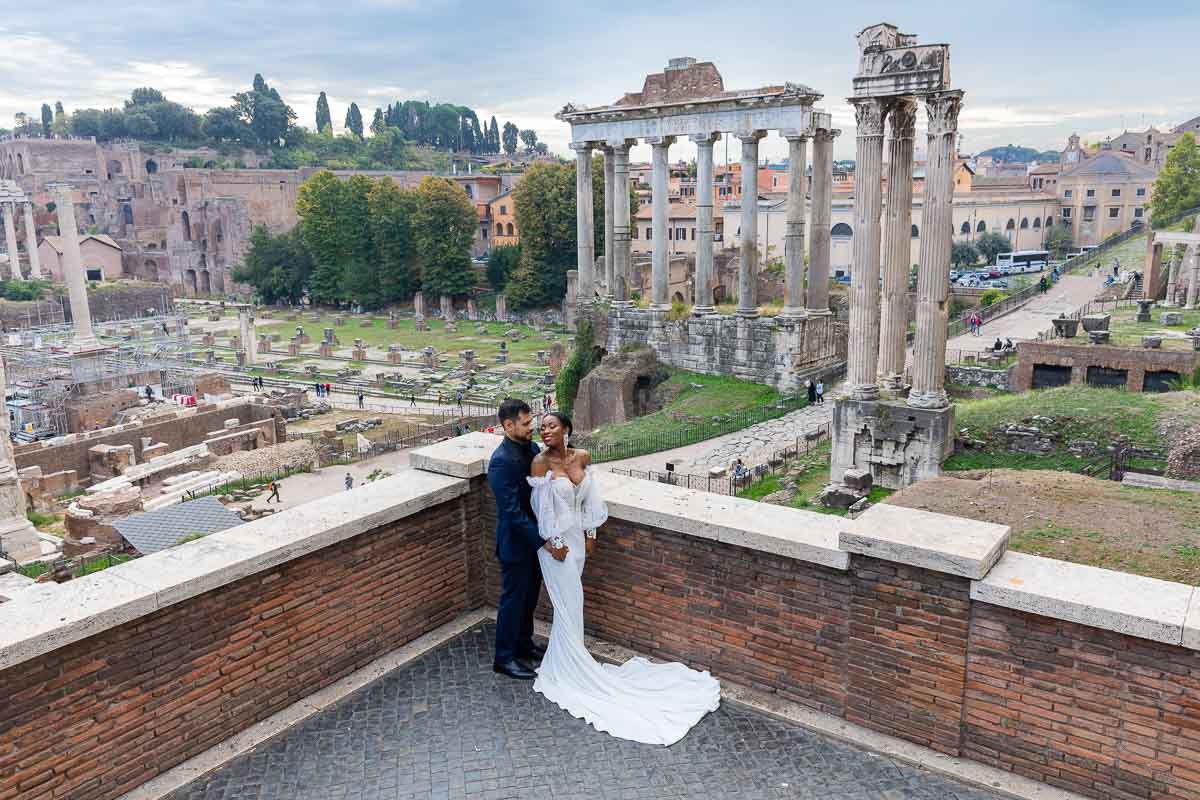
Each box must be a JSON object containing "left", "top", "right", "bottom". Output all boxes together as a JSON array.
[
  {"left": 1056, "top": 152, "right": 1154, "bottom": 247},
  {"left": 486, "top": 190, "right": 519, "bottom": 247}
]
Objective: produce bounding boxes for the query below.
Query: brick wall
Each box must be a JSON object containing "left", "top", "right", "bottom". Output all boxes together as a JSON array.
[
  {"left": 964, "top": 603, "right": 1200, "bottom": 800},
  {"left": 1012, "top": 341, "right": 1199, "bottom": 392},
  {"left": 0, "top": 495, "right": 475, "bottom": 800}
]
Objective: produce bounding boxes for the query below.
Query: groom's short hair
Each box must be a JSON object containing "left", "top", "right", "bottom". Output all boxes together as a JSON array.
[{"left": 497, "top": 397, "right": 531, "bottom": 425}]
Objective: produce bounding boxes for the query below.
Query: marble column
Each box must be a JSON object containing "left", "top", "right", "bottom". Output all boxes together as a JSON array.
[
  {"left": 909, "top": 91, "right": 965, "bottom": 410},
  {"left": 22, "top": 202, "right": 41, "bottom": 279},
  {"left": 807, "top": 128, "right": 837, "bottom": 314},
  {"left": 610, "top": 140, "right": 634, "bottom": 306},
  {"left": 602, "top": 146, "right": 615, "bottom": 299},
  {"left": 647, "top": 136, "right": 674, "bottom": 310},
  {"left": 570, "top": 142, "right": 595, "bottom": 305},
  {"left": 1166, "top": 248, "right": 1181, "bottom": 305},
  {"left": 780, "top": 133, "right": 809, "bottom": 320},
  {"left": 691, "top": 132, "right": 719, "bottom": 315},
  {"left": 1187, "top": 246, "right": 1199, "bottom": 309},
  {"left": 846, "top": 98, "right": 887, "bottom": 401},
  {"left": 0, "top": 352, "right": 40, "bottom": 563},
  {"left": 53, "top": 186, "right": 99, "bottom": 350},
  {"left": 878, "top": 97, "right": 918, "bottom": 394},
  {"left": 736, "top": 131, "right": 765, "bottom": 317},
  {"left": 2, "top": 202, "right": 19, "bottom": 279}
]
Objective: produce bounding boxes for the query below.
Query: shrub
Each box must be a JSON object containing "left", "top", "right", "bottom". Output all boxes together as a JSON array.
[
  {"left": 980, "top": 289, "right": 1008, "bottom": 307},
  {"left": 555, "top": 318, "right": 599, "bottom": 416}
]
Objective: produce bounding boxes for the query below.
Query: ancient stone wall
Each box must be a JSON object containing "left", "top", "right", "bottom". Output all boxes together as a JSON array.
[
  {"left": 0, "top": 284, "right": 173, "bottom": 331},
  {"left": 945, "top": 364, "right": 1013, "bottom": 391},
  {"left": 64, "top": 389, "right": 140, "bottom": 433},
  {"left": 603, "top": 307, "right": 845, "bottom": 392}
]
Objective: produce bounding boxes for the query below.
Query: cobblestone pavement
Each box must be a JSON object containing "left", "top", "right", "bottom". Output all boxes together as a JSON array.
[
  {"left": 169, "top": 622, "right": 1004, "bottom": 800},
  {"left": 683, "top": 400, "right": 836, "bottom": 472}
]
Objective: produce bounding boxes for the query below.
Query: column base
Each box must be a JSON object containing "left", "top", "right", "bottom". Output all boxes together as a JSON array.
[
  {"left": 0, "top": 509, "right": 42, "bottom": 565},
  {"left": 805, "top": 308, "right": 834, "bottom": 317},
  {"left": 691, "top": 305, "right": 717, "bottom": 317},
  {"left": 735, "top": 308, "right": 760, "bottom": 319},
  {"left": 831, "top": 397, "right": 955, "bottom": 490},
  {"left": 907, "top": 389, "right": 950, "bottom": 410},
  {"left": 848, "top": 384, "right": 880, "bottom": 402},
  {"left": 610, "top": 300, "right": 635, "bottom": 310},
  {"left": 776, "top": 307, "right": 809, "bottom": 322},
  {"left": 648, "top": 303, "right": 671, "bottom": 312}
]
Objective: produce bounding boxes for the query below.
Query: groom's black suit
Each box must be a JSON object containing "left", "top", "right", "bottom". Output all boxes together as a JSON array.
[{"left": 487, "top": 435, "right": 543, "bottom": 666}]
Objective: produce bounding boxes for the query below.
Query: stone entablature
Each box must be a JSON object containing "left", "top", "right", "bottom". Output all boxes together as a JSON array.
[{"left": 3, "top": 430, "right": 1200, "bottom": 800}]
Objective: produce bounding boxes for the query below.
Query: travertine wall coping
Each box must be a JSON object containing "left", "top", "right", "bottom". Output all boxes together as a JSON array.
[
  {"left": 0, "top": 469, "right": 468, "bottom": 672},
  {"left": 592, "top": 471, "right": 849, "bottom": 570},
  {"left": 839, "top": 504, "right": 1010, "bottom": 579},
  {"left": 973, "top": 551, "right": 1197, "bottom": 648},
  {"left": 409, "top": 431, "right": 502, "bottom": 478}
]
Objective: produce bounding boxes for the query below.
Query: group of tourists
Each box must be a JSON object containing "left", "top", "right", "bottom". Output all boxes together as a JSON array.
[
  {"left": 804, "top": 379, "right": 826, "bottom": 405},
  {"left": 249, "top": 376, "right": 265, "bottom": 390},
  {"left": 968, "top": 311, "right": 985, "bottom": 335},
  {"left": 312, "top": 382, "right": 333, "bottom": 398}
]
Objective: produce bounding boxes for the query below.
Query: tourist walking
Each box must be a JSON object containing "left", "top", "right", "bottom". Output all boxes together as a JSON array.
[
  {"left": 357, "top": 391, "right": 365, "bottom": 409},
  {"left": 806, "top": 379, "right": 816, "bottom": 404},
  {"left": 325, "top": 383, "right": 332, "bottom": 397},
  {"left": 266, "top": 480, "right": 281, "bottom": 504},
  {"left": 1039, "top": 276, "right": 1048, "bottom": 293},
  {"left": 344, "top": 473, "right": 353, "bottom": 491},
  {"left": 410, "top": 392, "right": 417, "bottom": 407},
  {"left": 816, "top": 380, "right": 825, "bottom": 404}
]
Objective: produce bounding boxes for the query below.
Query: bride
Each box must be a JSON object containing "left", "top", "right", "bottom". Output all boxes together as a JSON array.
[{"left": 527, "top": 411, "right": 721, "bottom": 746}]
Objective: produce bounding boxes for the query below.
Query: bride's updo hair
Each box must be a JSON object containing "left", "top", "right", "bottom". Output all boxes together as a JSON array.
[{"left": 543, "top": 411, "right": 572, "bottom": 438}]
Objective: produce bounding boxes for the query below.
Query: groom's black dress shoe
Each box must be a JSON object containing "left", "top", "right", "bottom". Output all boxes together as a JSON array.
[
  {"left": 520, "top": 643, "right": 547, "bottom": 661},
  {"left": 493, "top": 659, "right": 537, "bottom": 680}
]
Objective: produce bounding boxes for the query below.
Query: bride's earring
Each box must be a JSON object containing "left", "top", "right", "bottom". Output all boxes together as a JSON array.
[{"left": 564, "top": 433, "right": 570, "bottom": 447}]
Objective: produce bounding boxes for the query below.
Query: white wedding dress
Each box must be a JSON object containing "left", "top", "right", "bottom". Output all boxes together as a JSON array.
[{"left": 528, "top": 467, "right": 721, "bottom": 745}]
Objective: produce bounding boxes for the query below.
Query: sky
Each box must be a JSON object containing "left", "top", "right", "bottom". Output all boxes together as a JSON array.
[{"left": 2, "top": 1, "right": 1197, "bottom": 165}]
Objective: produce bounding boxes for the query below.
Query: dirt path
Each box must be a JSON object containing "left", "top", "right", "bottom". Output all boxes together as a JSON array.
[{"left": 885, "top": 468, "right": 1200, "bottom": 584}]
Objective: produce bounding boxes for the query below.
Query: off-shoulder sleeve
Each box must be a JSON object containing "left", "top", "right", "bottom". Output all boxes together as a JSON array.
[
  {"left": 578, "top": 468, "right": 609, "bottom": 532},
  {"left": 527, "top": 474, "right": 570, "bottom": 547}
]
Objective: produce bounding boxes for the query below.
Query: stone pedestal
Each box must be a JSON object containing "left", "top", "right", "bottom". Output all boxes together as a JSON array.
[
  {"left": 1136, "top": 300, "right": 1154, "bottom": 322},
  {"left": 467, "top": 299, "right": 478, "bottom": 321},
  {"left": 388, "top": 345, "right": 403, "bottom": 365},
  {"left": 319, "top": 342, "right": 334, "bottom": 357},
  {"left": 495, "top": 294, "right": 508, "bottom": 322},
  {"left": 352, "top": 346, "right": 368, "bottom": 360},
  {"left": 1162, "top": 311, "right": 1184, "bottom": 326},
  {"left": 1052, "top": 318, "right": 1079, "bottom": 338},
  {"left": 831, "top": 398, "right": 955, "bottom": 490},
  {"left": 288, "top": 341, "right": 301, "bottom": 357},
  {"left": 257, "top": 337, "right": 271, "bottom": 354},
  {"left": 1081, "top": 314, "right": 1110, "bottom": 333},
  {"left": 1088, "top": 330, "right": 1110, "bottom": 345}
]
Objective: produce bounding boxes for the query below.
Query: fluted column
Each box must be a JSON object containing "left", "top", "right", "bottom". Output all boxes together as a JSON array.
[
  {"left": 807, "top": 128, "right": 837, "bottom": 314},
  {"left": 780, "top": 133, "right": 809, "bottom": 320},
  {"left": 909, "top": 91, "right": 965, "bottom": 410},
  {"left": 1166, "top": 248, "right": 1181, "bottom": 305},
  {"left": 2, "top": 202, "right": 18, "bottom": 279},
  {"left": 602, "top": 146, "right": 615, "bottom": 299},
  {"left": 846, "top": 98, "right": 887, "bottom": 401},
  {"left": 879, "top": 97, "right": 917, "bottom": 394},
  {"left": 1187, "top": 246, "right": 1200, "bottom": 309},
  {"left": 736, "top": 131, "right": 765, "bottom": 317},
  {"left": 570, "top": 142, "right": 595, "bottom": 305},
  {"left": 647, "top": 136, "right": 675, "bottom": 310},
  {"left": 609, "top": 140, "right": 634, "bottom": 306},
  {"left": 53, "top": 185, "right": 99, "bottom": 350},
  {"left": 23, "top": 202, "right": 41, "bottom": 278},
  {"left": 691, "top": 132, "right": 719, "bottom": 315}
]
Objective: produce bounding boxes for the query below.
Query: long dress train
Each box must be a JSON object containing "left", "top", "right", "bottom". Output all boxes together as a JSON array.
[{"left": 528, "top": 468, "right": 720, "bottom": 745}]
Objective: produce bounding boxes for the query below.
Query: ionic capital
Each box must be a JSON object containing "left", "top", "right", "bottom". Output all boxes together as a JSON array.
[
  {"left": 851, "top": 97, "right": 887, "bottom": 137},
  {"left": 735, "top": 130, "right": 766, "bottom": 144},
  {"left": 925, "top": 90, "right": 965, "bottom": 137},
  {"left": 781, "top": 130, "right": 810, "bottom": 143},
  {"left": 568, "top": 141, "right": 594, "bottom": 155},
  {"left": 689, "top": 132, "right": 721, "bottom": 146},
  {"left": 644, "top": 136, "right": 677, "bottom": 148},
  {"left": 886, "top": 96, "right": 918, "bottom": 140}
]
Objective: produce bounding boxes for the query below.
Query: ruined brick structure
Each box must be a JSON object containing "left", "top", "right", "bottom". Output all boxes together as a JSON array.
[{"left": 1013, "top": 340, "right": 1200, "bottom": 393}]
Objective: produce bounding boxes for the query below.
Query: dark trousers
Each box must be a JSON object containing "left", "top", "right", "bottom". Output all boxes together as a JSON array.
[{"left": 494, "top": 556, "right": 542, "bottom": 665}]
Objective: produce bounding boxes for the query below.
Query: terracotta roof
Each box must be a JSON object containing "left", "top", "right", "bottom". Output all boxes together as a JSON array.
[
  {"left": 1030, "top": 163, "right": 1060, "bottom": 175},
  {"left": 1061, "top": 152, "right": 1157, "bottom": 180},
  {"left": 41, "top": 234, "right": 122, "bottom": 253}
]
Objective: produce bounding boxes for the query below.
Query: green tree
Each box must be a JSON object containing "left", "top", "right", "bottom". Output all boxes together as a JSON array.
[
  {"left": 52, "top": 102, "right": 67, "bottom": 137},
  {"left": 488, "top": 116, "right": 500, "bottom": 153},
  {"left": 69, "top": 109, "right": 104, "bottom": 139},
  {"left": 1150, "top": 133, "right": 1200, "bottom": 226},
  {"left": 124, "top": 112, "right": 158, "bottom": 138},
  {"left": 519, "top": 129, "right": 538, "bottom": 153},
  {"left": 508, "top": 161, "right": 576, "bottom": 309},
  {"left": 370, "top": 107, "right": 385, "bottom": 135},
  {"left": 232, "top": 73, "right": 296, "bottom": 147},
  {"left": 979, "top": 288, "right": 1008, "bottom": 307},
  {"left": 344, "top": 102, "right": 364, "bottom": 139},
  {"left": 975, "top": 231, "right": 1012, "bottom": 265},
  {"left": 337, "top": 175, "right": 378, "bottom": 305},
  {"left": 502, "top": 122, "right": 519, "bottom": 155},
  {"left": 487, "top": 243, "right": 521, "bottom": 291},
  {"left": 40, "top": 104, "right": 52, "bottom": 137},
  {"left": 202, "top": 107, "right": 254, "bottom": 143},
  {"left": 368, "top": 177, "right": 419, "bottom": 302},
  {"left": 951, "top": 240, "right": 979, "bottom": 267},
  {"left": 127, "top": 87, "right": 166, "bottom": 107},
  {"left": 296, "top": 170, "right": 347, "bottom": 304},
  {"left": 233, "top": 226, "right": 313, "bottom": 304},
  {"left": 315, "top": 91, "right": 332, "bottom": 134},
  {"left": 1045, "top": 224, "right": 1073, "bottom": 259},
  {"left": 413, "top": 177, "right": 478, "bottom": 296},
  {"left": 555, "top": 319, "right": 599, "bottom": 416}
]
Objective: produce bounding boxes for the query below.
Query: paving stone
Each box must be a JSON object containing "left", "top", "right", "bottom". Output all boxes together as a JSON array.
[{"left": 168, "top": 622, "right": 1005, "bottom": 800}]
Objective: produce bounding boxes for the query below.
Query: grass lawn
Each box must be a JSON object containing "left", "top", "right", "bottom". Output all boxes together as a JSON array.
[
  {"left": 1106, "top": 305, "right": 1200, "bottom": 352},
  {"left": 587, "top": 370, "right": 783, "bottom": 451},
  {"left": 257, "top": 316, "right": 568, "bottom": 366},
  {"left": 732, "top": 439, "right": 895, "bottom": 518},
  {"left": 945, "top": 385, "right": 1199, "bottom": 472}
]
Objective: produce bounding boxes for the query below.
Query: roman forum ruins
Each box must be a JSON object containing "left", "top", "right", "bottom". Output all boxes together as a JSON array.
[{"left": 0, "top": 180, "right": 42, "bottom": 279}]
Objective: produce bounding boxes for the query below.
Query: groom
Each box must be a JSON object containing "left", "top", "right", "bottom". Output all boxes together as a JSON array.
[{"left": 488, "top": 398, "right": 568, "bottom": 680}]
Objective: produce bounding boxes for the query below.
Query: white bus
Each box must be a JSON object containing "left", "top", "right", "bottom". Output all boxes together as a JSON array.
[{"left": 996, "top": 250, "right": 1050, "bottom": 274}]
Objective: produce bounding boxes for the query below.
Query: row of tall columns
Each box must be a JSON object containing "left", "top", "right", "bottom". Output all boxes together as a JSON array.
[
  {"left": 0, "top": 201, "right": 43, "bottom": 280},
  {"left": 53, "top": 185, "right": 99, "bottom": 350},
  {"left": 573, "top": 125, "right": 840, "bottom": 319},
  {"left": 878, "top": 97, "right": 917, "bottom": 393}
]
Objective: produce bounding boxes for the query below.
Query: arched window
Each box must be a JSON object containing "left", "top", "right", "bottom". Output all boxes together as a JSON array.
[
  {"left": 911, "top": 224, "right": 919, "bottom": 238},
  {"left": 496, "top": 223, "right": 503, "bottom": 236},
  {"left": 1046, "top": 216, "right": 1053, "bottom": 227},
  {"left": 180, "top": 211, "right": 191, "bottom": 241},
  {"left": 463, "top": 184, "right": 474, "bottom": 199},
  {"left": 506, "top": 222, "right": 514, "bottom": 236},
  {"left": 145, "top": 159, "right": 158, "bottom": 174},
  {"left": 831, "top": 222, "right": 853, "bottom": 238},
  {"left": 1020, "top": 217, "right": 1029, "bottom": 229},
  {"left": 1033, "top": 218, "right": 1042, "bottom": 229},
  {"left": 960, "top": 221, "right": 971, "bottom": 234},
  {"left": 1006, "top": 219, "right": 1016, "bottom": 230},
  {"left": 976, "top": 220, "right": 986, "bottom": 233}
]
